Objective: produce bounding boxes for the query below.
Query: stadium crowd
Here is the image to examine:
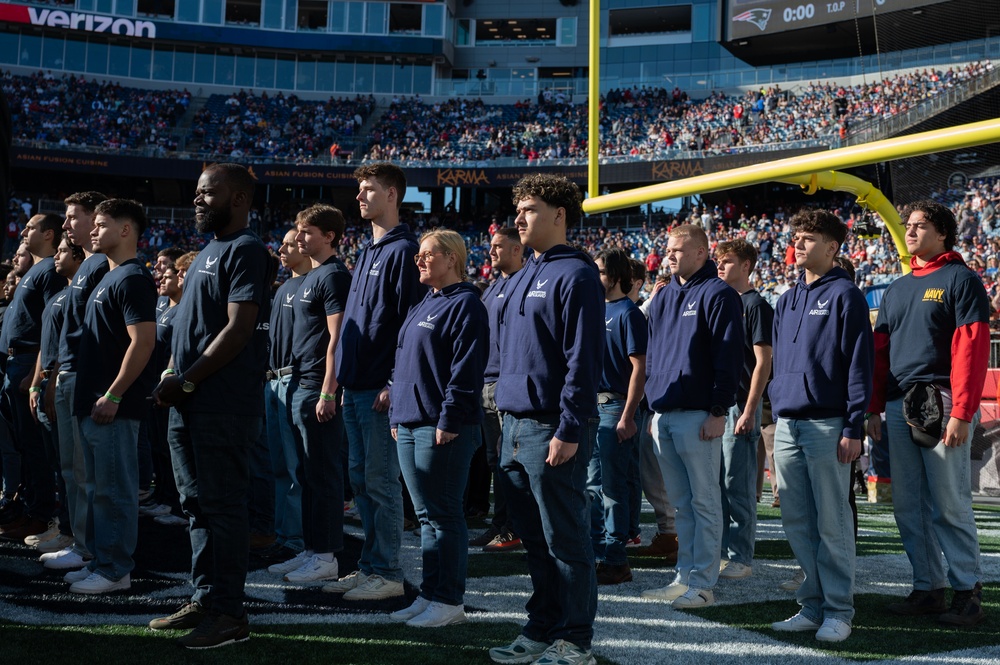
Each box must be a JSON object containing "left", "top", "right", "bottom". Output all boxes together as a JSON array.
[{"left": 0, "top": 161, "right": 993, "bottom": 663}]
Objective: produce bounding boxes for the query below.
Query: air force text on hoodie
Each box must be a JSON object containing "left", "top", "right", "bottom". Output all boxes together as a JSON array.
[
  {"left": 389, "top": 281, "right": 489, "bottom": 432},
  {"left": 494, "top": 245, "right": 605, "bottom": 444},
  {"left": 769, "top": 266, "right": 874, "bottom": 440},
  {"left": 644, "top": 260, "right": 744, "bottom": 413},
  {"left": 336, "top": 224, "right": 425, "bottom": 391}
]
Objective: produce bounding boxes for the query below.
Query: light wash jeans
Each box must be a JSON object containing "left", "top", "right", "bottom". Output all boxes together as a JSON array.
[
  {"left": 651, "top": 409, "right": 722, "bottom": 590},
  {"left": 720, "top": 403, "right": 760, "bottom": 566},
  {"left": 885, "top": 395, "right": 982, "bottom": 592},
  {"left": 342, "top": 387, "right": 403, "bottom": 582},
  {"left": 55, "top": 372, "right": 90, "bottom": 557},
  {"left": 639, "top": 408, "right": 675, "bottom": 535},
  {"left": 265, "top": 375, "right": 304, "bottom": 551},
  {"left": 774, "top": 416, "right": 855, "bottom": 625},
  {"left": 79, "top": 416, "right": 141, "bottom": 582}
]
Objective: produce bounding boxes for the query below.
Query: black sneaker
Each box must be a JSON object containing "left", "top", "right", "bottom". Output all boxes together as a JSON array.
[
  {"left": 149, "top": 601, "right": 207, "bottom": 630},
  {"left": 886, "top": 588, "right": 947, "bottom": 616},
  {"left": 176, "top": 611, "right": 250, "bottom": 649},
  {"left": 469, "top": 525, "right": 500, "bottom": 547},
  {"left": 596, "top": 562, "right": 633, "bottom": 585},
  {"left": 939, "top": 584, "right": 986, "bottom": 627}
]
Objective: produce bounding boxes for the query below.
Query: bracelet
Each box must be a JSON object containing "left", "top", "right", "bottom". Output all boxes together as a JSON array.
[
  {"left": 160, "top": 368, "right": 177, "bottom": 380},
  {"left": 28, "top": 386, "right": 41, "bottom": 394},
  {"left": 320, "top": 392, "right": 337, "bottom": 401},
  {"left": 104, "top": 391, "right": 122, "bottom": 404}
]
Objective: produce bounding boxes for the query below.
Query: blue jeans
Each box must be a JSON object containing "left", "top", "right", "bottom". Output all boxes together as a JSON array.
[
  {"left": 652, "top": 410, "right": 722, "bottom": 590},
  {"left": 168, "top": 408, "right": 261, "bottom": 617},
  {"left": 586, "top": 399, "right": 635, "bottom": 566},
  {"left": 55, "top": 372, "right": 89, "bottom": 555},
  {"left": 500, "top": 413, "right": 597, "bottom": 649},
  {"left": 774, "top": 417, "right": 855, "bottom": 625},
  {"left": 397, "top": 423, "right": 479, "bottom": 605},
  {"left": 639, "top": 408, "right": 674, "bottom": 535},
  {"left": 36, "top": 379, "right": 70, "bottom": 534},
  {"left": 79, "top": 416, "right": 140, "bottom": 581},
  {"left": 1, "top": 352, "right": 55, "bottom": 518},
  {"left": 342, "top": 387, "right": 402, "bottom": 582},
  {"left": 290, "top": 382, "right": 344, "bottom": 554},
  {"left": 265, "top": 376, "right": 303, "bottom": 551},
  {"left": 482, "top": 383, "right": 512, "bottom": 533},
  {"left": 886, "top": 396, "right": 982, "bottom": 592},
  {"left": 247, "top": 414, "right": 274, "bottom": 537},
  {"left": 720, "top": 403, "right": 760, "bottom": 566}
]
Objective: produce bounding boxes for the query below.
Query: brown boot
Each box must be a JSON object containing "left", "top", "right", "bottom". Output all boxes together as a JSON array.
[{"left": 634, "top": 532, "right": 678, "bottom": 565}]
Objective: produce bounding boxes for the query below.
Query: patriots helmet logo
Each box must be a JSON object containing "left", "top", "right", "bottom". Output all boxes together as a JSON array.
[{"left": 733, "top": 7, "right": 772, "bottom": 31}]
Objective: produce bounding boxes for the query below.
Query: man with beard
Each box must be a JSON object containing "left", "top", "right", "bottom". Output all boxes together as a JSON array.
[{"left": 151, "top": 163, "right": 270, "bottom": 649}]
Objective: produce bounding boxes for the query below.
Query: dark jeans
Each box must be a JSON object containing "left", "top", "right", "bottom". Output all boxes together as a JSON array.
[
  {"left": 500, "top": 413, "right": 598, "bottom": 649},
  {"left": 482, "top": 382, "right": 512, "bottom": 533},
  {"left": 290, "top": 382, "right": 344, "bottom": 553},
  {"left": 247, "top": 410, "right": 275, "bottom": 538},
  {"left": 168, "top": 408, "right": 261, "bottom": 617},
  {"left": 1, "top": 352, "right": 55, "bottom": 518}
]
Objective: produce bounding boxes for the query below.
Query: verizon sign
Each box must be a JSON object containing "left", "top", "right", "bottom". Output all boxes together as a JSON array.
[{"left": 0, "top": 3, "right": 156, "bottom": 39}]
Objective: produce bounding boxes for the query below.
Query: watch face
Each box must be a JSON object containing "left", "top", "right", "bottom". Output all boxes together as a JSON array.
[{"left": 182, "top": 382, "right": 195, "bottom": 393}]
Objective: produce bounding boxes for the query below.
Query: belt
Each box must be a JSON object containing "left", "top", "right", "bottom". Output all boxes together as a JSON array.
[
  {"left": 597, "top": 392, "right": 626, "bottom": 404},
  {"left": 7, "top": 346, "right": 38, "bottom": 357},
  {"left": 40, "top": 369, "right": 52, "bottom": 379},
  {"left": 266, "top": 366, "right": 294, "bottom": 381}
]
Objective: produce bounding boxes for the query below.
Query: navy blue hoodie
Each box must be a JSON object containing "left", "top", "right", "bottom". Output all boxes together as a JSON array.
[
  {"left": 645, "top": 259, "right": 744, "bottom": 413},
  {"left": 495, "top": 245, "right": 605, "bottom": 443},
  {"left": 770, "top": 266, "right": 874, "bottom": 440},
  {"left": 389, "top": 281, "right": 489, "bottom": 431},
  {"left": 336, "top": 223, "right": 425, "bottom": 390}
]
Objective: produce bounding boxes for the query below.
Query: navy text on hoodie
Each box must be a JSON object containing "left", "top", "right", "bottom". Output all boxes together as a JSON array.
[
  {"left": 389, "top": 281, "right": 489, "bottom": 431},
  {"left": 495, "top": 245, "right": 605, "bottom": 443},
  {"left": 644, "top": 260, "right": 745, "bottom": 413},
  {"left": 769, "top": 266, "right": 874, "bottom": 440},
  {"left": 336, "top": 224, "right": 426, "bottom": 390}
]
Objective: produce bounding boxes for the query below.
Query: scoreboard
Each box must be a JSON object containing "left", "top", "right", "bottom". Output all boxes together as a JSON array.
[{"left": 723, "top": 0, "right": 950, "bottom": 41}]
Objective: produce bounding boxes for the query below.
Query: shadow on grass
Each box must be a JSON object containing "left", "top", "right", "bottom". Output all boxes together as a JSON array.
[{"left": 685, "top": 585, "right": 1000, "bottom": 661}]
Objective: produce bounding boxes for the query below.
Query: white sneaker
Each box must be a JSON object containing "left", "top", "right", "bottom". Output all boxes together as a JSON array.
[
  {"left": 772, "top": 612, "right": 822, "bottom": 632},
  {"left": 41, "top": 547, "right": 90, "bottom": 570},
  {"left": 489, "top": 635, "right": 551, "bottom": 664},
  {"left": 35, "top": 533, "right": 74, "bottom": 554},
  {"left": 535, "top": 640, "right": 596, "bottom": 665},
  {"left": 672, "top": 587, "right": 714, "bottom": 608},
  {"left": 406, "top": 601, "right": 467, "bottom": 628},
  {"left": 641, "top": 580, "right": 688, "bottom": 601},
  {"left": 815, "top": 618, "right": 852, "bottom": 642},
  {"left": 154, "top": 514, "right": 188, "bottom": 526},
  {"left": 138, "top": 502, "right": 172, "bottom": 517},
  {"left": 719, "top": 561, "right": 752, "bottom": 579},
  {"left": 322, "top": 570, "right": 369, "bottom": 594},
  {"left": 390, "top": 596, "right": 431, "bottom": 622},
  {"left": 64, "top": 567, "right": 92, "bottom": 583},
  {"left": 283, "top": 554, "right": 339, "bottom": 583},
  {"left": 267, "top": 549, "right": 311, "bottom": 575},
  {"left": 343, "top": 574, "right": 405, "bottom": 600},
  {"left": 69, "top": 571, "right": 131, "bottom": 595},
  {"left": 24, "top": 518, "right": 60, "bottom": 546}
]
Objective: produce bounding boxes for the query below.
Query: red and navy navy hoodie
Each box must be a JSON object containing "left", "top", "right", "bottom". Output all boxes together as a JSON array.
[
  {"left": 770, "top": 266, "right": 874, "bottom": 440},
  {"left": 867, "top": 251, "right": 990, "bottom": 421},
  {"left": 644, "top": 259, "right": 744, "bottom": 413},
  {"left": 389, "top": 281, "right": 489, "bottom": 432},
  {"left": 495, "top": 245, "right": 605, "bottom": 444}
]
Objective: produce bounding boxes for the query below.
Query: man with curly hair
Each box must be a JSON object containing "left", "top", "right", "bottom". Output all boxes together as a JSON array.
[{"left": 489, "top": 174, "right": 604, "bottom": 665}]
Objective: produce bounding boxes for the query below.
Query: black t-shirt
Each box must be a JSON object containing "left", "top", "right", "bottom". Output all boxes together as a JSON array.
[
  {"left": 58, "top": 253, "right": 109, "bottom": 372},
  {"left": 74, "top": 260, "right": 157, "bottom": 420},
  {"left": 0, "top": 256, "right": 64, "bottom": 350},
  {"left": 154, "top": 304, "right": 178, "bottom": 374},
  {"left": 875, "top": 261, "right": 990, "bottom": 400},
  {"left": 269, "top": 275, "right": 303, "bottom": 371},
  {"left": 40, "top": 286, "right": 69, "bottom": 371},
  {"left": 738, "top": 288, "right": 774, "bottom": 409},
  {"left": 169, "top": 228, "right": 270, "bottom": 416},
  {"left": 291, "top": 256, "right": 352, "bottom": 386}
]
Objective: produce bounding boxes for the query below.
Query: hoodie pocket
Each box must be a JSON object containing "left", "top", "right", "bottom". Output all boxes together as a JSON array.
[
  {"left": 647, "top": 368, "right": 684, "bottom": 411},
  {"left": 497, "top": 373, "right": 547, "bottom": 413},
  {"left": 768, "top": 372, "right": 816, "bottom": 415}
]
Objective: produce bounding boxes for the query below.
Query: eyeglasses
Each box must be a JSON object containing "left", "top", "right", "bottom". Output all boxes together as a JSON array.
[{"left": 414, "top": 251, "right": 448, "bottom": 264}]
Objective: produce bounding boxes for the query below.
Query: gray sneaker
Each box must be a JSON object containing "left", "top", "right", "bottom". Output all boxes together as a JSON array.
[
  {"left": 489, "top": 635, "right": 551, "bottom": 664},
  {"left": 535, "top": 640, "right": 596, "bottom": 665},
  {"left": 343, "top": 574, "right": 404, "bottom": 600},
  {"left": 322, "top": 570, "right": 369, "bottom": 594}
]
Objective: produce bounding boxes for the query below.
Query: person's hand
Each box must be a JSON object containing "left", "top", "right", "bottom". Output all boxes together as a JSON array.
[
  {"left": 546, "top": 437, "right": 578, "bottom": 466},
  {"left": 866, "top": 413, "right": 882, "bottom": 442},
  {"left": 735, "top": 409, "right": 756, "bottom": 435},
  {"left": 373, "top": 387, "right": 390, "bottom": 413},
  {"left": 616, "top": 416, "right": 637, "bottom": 442},
  {"left": 436, "top": 429, "right": 457, "bottom": 446},
  {"left": 91, "top": 396, "right": 119, "bottom": 425},
  {"left": 943, "top": 417, "right": 971, "bottom": 448},
  {"left": 391, "top": 427, "right": 398, "bottom": 441},
  {"left": 315, "top": 397, "right": 337, "bottom": 423},
  {"left": 153, "top": 375, "right": 187, "bottom": 407},
  {"left": 28, "top": 389, "right": 40, "bottom": 423},
  {"left": 700, "top": 414, "right": 726, "bottom": 441},
  {"left": 838, "top": 437, "right": 861, "bottom": 463}
]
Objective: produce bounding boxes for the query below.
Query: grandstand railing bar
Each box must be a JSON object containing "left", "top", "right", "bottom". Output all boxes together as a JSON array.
[{"left": 992, "top": 337, "right": 1000, "bottom": 370}]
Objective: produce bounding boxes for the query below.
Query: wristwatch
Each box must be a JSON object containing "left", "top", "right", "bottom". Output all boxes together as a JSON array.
[
  {"left": 710, "top": 405, "right": 726, "bottom": 418},
  {"left": 179, "top": 375, "right": 196, "bottom": 393}
]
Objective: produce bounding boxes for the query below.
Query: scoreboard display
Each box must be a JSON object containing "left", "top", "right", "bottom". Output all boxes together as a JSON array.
[{"left": 724, "top": 0, "right": 950, "bottom": 41}]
